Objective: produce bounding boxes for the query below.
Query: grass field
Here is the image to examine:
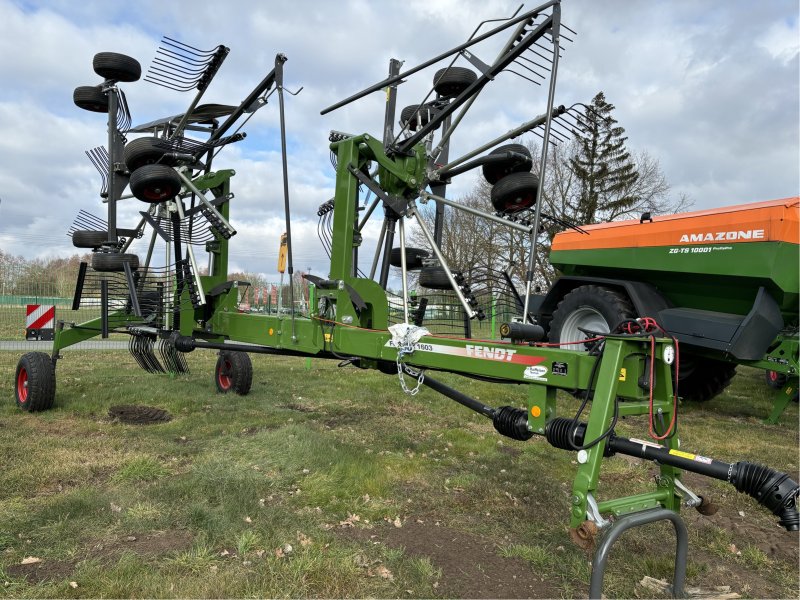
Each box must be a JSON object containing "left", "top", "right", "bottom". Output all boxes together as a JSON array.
[{"left": 0, "top": 349, "right": 797, "bottom": 598}]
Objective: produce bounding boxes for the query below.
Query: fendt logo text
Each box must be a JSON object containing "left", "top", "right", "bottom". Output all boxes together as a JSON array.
[{"left": 679, "top": 229, "right": 764, "bottom": 243}]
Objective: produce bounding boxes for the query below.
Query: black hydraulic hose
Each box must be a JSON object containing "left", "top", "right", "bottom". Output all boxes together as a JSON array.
[{"left": 545, "top": 417, "right": 800, "bottom": 531}]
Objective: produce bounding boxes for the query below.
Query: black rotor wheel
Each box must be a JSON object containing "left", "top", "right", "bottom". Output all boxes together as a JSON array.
[
  {"left": 73, "top": 85, "right": 108, "bottom": 113},
  {"left": 129, "top": 164, "right": 182, "bottom": 203},
  {"left": 91, "top": 252, "right": 139, "bottom": 273},
  {"left": 124, "top": 137, "right": 171, "bottom": 171},
  {"left": 72, "top": 230, "right": 111, "bottom": 249},
  {"left": 400, "top": 103, "right": 441, "bottom": 132},
  {"left": 433, "top": 66, "right": 477, "bottom": 98},
  {"left": 390, "top": 247, "right": 430, "bottom": 270},
  {"left": 482, "top": 143, "right": 533, "bottom": 185},
  {"left": 490, "top": 171, "right": 539, "bottom": 213},
  {"left": 93, "top": 52, "right": 142, "bottom": 82}
]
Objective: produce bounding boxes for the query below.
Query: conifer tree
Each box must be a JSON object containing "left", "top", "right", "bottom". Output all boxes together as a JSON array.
[{"left": 569, "top": 92, "right": 639, "bottom": 223}]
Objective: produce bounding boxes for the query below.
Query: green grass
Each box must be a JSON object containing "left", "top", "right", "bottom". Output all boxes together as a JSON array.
[{"left": 0, "top": 350, "right": 796, "bottom": 598}]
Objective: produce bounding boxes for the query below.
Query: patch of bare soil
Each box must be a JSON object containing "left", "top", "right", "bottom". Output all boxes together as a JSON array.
[
  {"left": 7, "top": 530, "right": 194, "bottom": 585},
  {"left": 6, "top": 558, "right": 75, "bottom": 585},
  {"left": 91, "top": 529, "right": 193, "bottom": 563},
  {"left": 108, "top": 405, "right": 171, "bottom": 425},
  {"left": 343, "top": 521, "right": 561, "bottom": 599}
]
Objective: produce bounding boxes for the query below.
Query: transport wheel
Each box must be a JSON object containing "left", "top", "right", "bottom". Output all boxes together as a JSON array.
[
  {"left": 676, "top": 356, "right": 737, "bottom": 402},
  {"left": 433, "top": 66, "right": 477, "bottom": 98},
  {"left": 93, "top": 52, "right": 141, "bottom": 82},
  {"left": 129, "top": 164, "right": 182, "bottom": 202},
  {"left": 548, "top": 285, "right": 634, "bottom": 350},
  {"left": 765, "top": 370, "right": 788, "bottom": 390},
  {"left": 91, "top": 252, "right": 139, "bottom": 272},
  {"left": 482, "top": 143, "right": 533, "bottom": 185},
  {"left": 15, "top": 352, "right": 56, "bottom": 411},
  {"left": 400, "top": 103, "right": 441, "bottom": 131},
  {"left": 72, "top": 230, "right": 110, "bottom": 248},
  {"left": 490, "top": 171, "right": 539, "bottom": 213},
  {"left": 419, "top": 265, "right": 459, "bottom": 290},
  {"left": 215, "top": 351, "right": 253, "bottom": 395},
  {"left": 73, "top": 85, "right": 108, "bottom": 113},
  {"left": 390, "top": 247, "right": 430, "bottom": 270},
  {"left": 124, "top": 137, "right": 170, "bottom": 171}
]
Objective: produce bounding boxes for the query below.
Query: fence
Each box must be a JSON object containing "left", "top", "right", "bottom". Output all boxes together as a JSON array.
[{"left": 0, "top": 271, "right": 524, "bottom": 350}]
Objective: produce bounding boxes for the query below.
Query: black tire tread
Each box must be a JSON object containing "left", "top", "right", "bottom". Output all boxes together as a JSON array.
[
  {"left": 91, "top": 252, "right": 139, "bottom": 272},
  {"left": 490, "top": 171, "right": 539, "bottom": 213},
  {"left": 124, "top": 137, "right": 169, "bottom": 171},
  {"left": 548, "top": 285, "right": 635, "bottom": 347},
  {"left": 679, "top": 358, "right": 737, "bottom": 402},
  {"left": 73, "top": 85, "right": 108, "bottom": 113},
  {"left": 93, "top": 52, "right": 142, "bottom": 82},
  {"left": 390, "top": 247, "right": 430, "bottom": 270},
  {"left": 400, "top": 103, "right": 440, "bottom": 132},
  {"left": 482, "top": 143, "right": 533, "bottom": 184},
  {"left": 129, "top": 164, "right": 182, "bottom": 202},
  {"left": 419, "top": 265, "right": 457, "bottom": 290},
  {"left": 15, "top": 352, "right": 56, "bottom": 411},
  {"left": 72, "top": 230, "right": 111, "bottom": 248},
  {"left": 433, "top": 66, "right": 477, "bottom": 98},
  {"left": 215, "top": 351, "right": 253, "bottom": 395}
]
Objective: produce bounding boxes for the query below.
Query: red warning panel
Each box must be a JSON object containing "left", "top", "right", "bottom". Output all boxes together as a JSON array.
[{"left": 25, "top": 304, "right": 55, "bottom": 340}]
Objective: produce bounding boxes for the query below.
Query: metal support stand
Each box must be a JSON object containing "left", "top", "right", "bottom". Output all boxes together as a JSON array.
[{"left": 589, "top": 508, "right": 688, "bottom": 600}]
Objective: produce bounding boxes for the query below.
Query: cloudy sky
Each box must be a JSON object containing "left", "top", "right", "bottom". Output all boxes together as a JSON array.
[{"left": 0, "top": 0, "right": 797, "bottom": 281}]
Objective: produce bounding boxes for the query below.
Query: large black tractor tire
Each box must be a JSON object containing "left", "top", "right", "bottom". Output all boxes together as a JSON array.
[
  {"left": 677, "top": 357, "right": 737, "bottom": 402},
  {"left": 215, "top": 351, "right": 253, "bottom": 395},
  {"left": 91, "top": 252, "right": 139, "bottom": 272},
  {"left": 390, "top": 247, "right": 430, "bottom": 270},
  {"left": 482, "top": 143, "right": 533, "bottom": 185},
  {"left": 129, "top": 164, "right": 182, "bottom": 202},
  {"left": 15, "top": 352, "right": 56, "bottom": 411},
  {"left": 765, "top": 369, "right": 788, "bottom": 390},
  {"left": 548, "top": 285, "right": 635, "bottom": 350},
  {"left": 93, "top": 52, "right": 141, "bottom": 82},
  {"left": 72, "top": 230, "right": 110, "bottom": 249},
  {"left": 419, "top": 265, "right": 459, "bottom": 290},
  {"left": 73, "top": 85, "right": 108, "bottom": 113},
  {"left": 433, "top": 66, "right": 477, "bottom": 98},
  {"left": 490, "top": 171, "right": 539, "bottom": 213},
  {"left": 124, "top": 137, "right": 170, "bottom": 171},
  {"left": 400, "top": 103, "right": 441, "bottom": 132}
]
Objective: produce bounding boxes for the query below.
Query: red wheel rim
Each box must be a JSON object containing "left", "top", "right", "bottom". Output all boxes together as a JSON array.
[
  {"left": 768, "top": 371, "right": 778, "bottom": 382},
  {"left": 217, "top": 359, "right": 233, "bottom": 390},
  {"left": 17, "top": 368, "right": 28, "bottom": 403}
]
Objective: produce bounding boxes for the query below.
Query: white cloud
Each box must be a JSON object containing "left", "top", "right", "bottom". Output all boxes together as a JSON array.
[{"left": 0, "top": 0, "right": 797, "bottom": 276}]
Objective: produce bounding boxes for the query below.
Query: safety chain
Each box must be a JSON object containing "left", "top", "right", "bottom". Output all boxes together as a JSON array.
[{"left": 396, "top": 345, "right": 425, "bottom": 396}]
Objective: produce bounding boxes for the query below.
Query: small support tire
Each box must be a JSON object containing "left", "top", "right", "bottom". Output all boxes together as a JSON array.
[
  {"left": 15, "top": 352, "right": 56, "bottom": 411},
  {"left": 433, "top": 66, "right": 477, "bottom": 98},
  {"left": 124, "top": 137, "right": 170, "bottom": 171},
  {"left": 73, "top": 85, "right": 108, "bottom": 113},
  {"left": 215, "top": 351, "right": 253, "bottom": 395},
  {"left": 482, "top": 143, "right": 533, "bottom": 185},
  {"left": 490, "top": 171, "right": 539, "bottom": 213},
  {"left": 93, "top": 52, "right": 141, "bottom": 82},
  {"left": 419, "top": 265, "right": 459, "bottom": 290},
  {"left": 130, "top": 164, "right": 182, "bottom": 202},
  {"left": 400, "top": 103, "right": 440, "bottom": 132},
  {"left": 765, "top": 370, "right": 788, "bottom": 390},
  {"left": 91, "top": 252, "right": 139, "bottom": 272},
  {"left": 72, "top": 230, "right": 111, "bottom": 249},
  {"left": 390, "top": 247, "right": 429, "bottom": 270}
]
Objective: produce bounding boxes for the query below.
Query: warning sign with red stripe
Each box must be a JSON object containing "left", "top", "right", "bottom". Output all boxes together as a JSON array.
[{"left": 26, "top": 304, "right": 55, "bottom": 330}]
